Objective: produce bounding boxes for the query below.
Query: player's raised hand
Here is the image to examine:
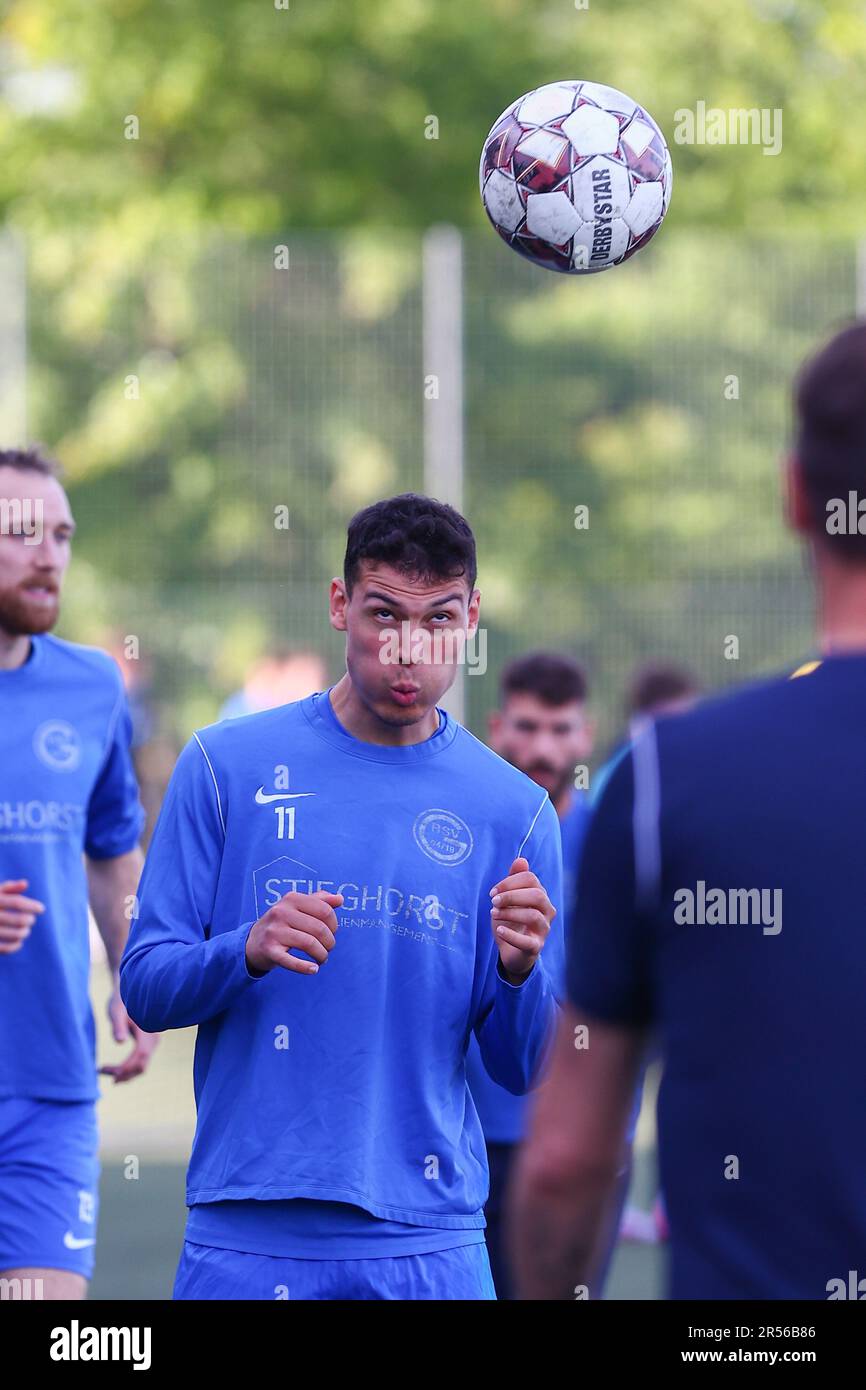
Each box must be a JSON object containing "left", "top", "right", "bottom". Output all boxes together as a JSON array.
[
  {"left": 0, "top": 878, "right": 45, "bottom": 955},
  {"left": 488, "top": 857, "right": 556, "bottom": 982},
  {"left": 245, "top": 889, "right": 344, "bottom": 977}
]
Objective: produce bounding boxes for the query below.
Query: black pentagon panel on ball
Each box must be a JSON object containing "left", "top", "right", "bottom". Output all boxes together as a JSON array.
[
  {"left": 512, "top": 132, "right": 572, "bottom": 194},
  {"left": 512, "top": 233, "right": 574, "bottom": 273},
  {"left": 621, "top": 120, "right": 667, "bottom": 181},
  {"left": 482, "top": 114, "right": 525, "bottom": 178},
  {"left": 618, "top": 219, "right": 664, "bottom": 264},
  {"left": 494, "top": 223, "right": 526, "bottom": 253}
]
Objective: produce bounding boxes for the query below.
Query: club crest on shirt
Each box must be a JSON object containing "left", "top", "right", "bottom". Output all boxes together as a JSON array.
[
  {"left": 412, "top": 809, "right": 473, "bottom": 867},
  {"left": 32, "top": 720, "right": 82, "bottom": 772}
]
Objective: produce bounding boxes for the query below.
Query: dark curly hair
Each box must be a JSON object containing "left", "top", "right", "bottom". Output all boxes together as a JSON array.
[
  {"left": 499, "top": 651, "right": 588, "bottom": 706},
  {"left": 343, "top": 493, "right": 477, "bottom": 594}
]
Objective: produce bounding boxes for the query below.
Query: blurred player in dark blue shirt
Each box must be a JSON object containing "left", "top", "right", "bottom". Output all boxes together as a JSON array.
[{"left": 513, "top": 320, "right": 866, "bottom": 1300}]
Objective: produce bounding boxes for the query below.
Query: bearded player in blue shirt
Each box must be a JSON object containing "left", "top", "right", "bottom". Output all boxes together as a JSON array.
[
  {"left": 122, "top": 493, "right": 561, "bottom": 1301},
  {"left": 513, "top": 321, "right": 866, "bottom": 1300},
  {"left": 0, "top": 447, "right": 155, "bottom": 1300}
]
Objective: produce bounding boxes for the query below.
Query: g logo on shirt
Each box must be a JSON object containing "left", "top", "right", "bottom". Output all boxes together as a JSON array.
[
  {"left": 413, "top": 809, "right": 473, "bottom": 867},
  {"left": 33, "top": 720, "right": 82, "bottom": 773}
]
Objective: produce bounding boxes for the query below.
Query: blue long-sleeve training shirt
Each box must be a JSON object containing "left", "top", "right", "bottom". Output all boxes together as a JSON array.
[
  {"left": 464, "top": 792, "right": 589, "bottom": 1144},
  {"left": 0, "top": 634, "right": 144, "bottom": 1101},
  {"left": 121, "top": 690, "right": 561, "bottom": 1231}
]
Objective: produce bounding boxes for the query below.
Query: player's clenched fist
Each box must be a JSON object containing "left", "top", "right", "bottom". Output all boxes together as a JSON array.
[
  {"left": 488, "top": 857, "right": 556, "bottom": 982},
  {"left": 245, "top": 889, "right": 344, "bottom": 977},
  {"left": 0, "top": 878, "right": 46, "bottom": 955}
]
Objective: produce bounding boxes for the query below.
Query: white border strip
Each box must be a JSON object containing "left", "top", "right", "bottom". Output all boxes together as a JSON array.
[
  {"left": 193, "top": 732, "right": 226, "bottom": 838},
  {"left": 631, "top": 720, "right": 661, "bottom": 912},
  {"left": 517, "top": 792, "right": 550, "bottom": 860}
]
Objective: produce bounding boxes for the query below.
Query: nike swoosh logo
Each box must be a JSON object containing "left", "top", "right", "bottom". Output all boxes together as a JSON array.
[
  {"left": 254, "top": 787, "right": 315, "bottom": 804},
  {"left": 63, "top": 1233, "right": 96, "bottom": 1249}
]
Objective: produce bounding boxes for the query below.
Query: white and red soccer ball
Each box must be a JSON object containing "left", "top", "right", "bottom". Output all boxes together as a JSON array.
[{"left": 479, "top": 80, "right": 672, "bottom": 274}]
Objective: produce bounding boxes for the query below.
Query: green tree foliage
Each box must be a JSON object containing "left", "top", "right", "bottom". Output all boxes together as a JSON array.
[
  {"left": 3, "top": 0, "right": 866, "bottom": 233},
  {"left": 0, "top": 1, "right": 861, "bottom": 736}
]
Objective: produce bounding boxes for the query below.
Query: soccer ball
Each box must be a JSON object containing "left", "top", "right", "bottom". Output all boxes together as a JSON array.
[{"left": 479, "top": 80, "right": 673, "bottom": 275}]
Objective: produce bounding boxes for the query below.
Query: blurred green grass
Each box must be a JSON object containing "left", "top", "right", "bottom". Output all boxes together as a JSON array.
[{"left": 89, "top": 961, "right": 664, "bottom": 1300}]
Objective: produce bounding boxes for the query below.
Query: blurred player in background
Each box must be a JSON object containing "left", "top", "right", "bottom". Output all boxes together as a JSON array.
[
  {"left": 0, "top": 448, "right": 156, "bottom": 1300},
  {"left": 99, "top": 629, "right": 166, "bottom": 846},
  {"left": 121, "top": 493, "right": 561, "bottom": 1301},
  {"left": 596, "top": 660, "right": 702, "bottom": 1247},
  {"left": 465, "top": 650, "right": 593, "bottom": 1298},
  {"left": 626, "top": 662, "right": 703, "bottom": 724},
  {"left": 592, "top": 661, "right": 702, "bottom": 808},
  {"left": 218, "top": 646, "right": 327, "bottom": 722},
  {"left": 513, "top": 321, "right": 866, "bottom": 1299}
]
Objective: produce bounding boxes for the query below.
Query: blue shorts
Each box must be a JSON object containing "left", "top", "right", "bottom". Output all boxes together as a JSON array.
[
  {"left": 174, "top": 1238, "right": 497, "bottom": 1300},
  {"left": 0, "top": 1097, "right": 100, "bottom": 1278}
]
